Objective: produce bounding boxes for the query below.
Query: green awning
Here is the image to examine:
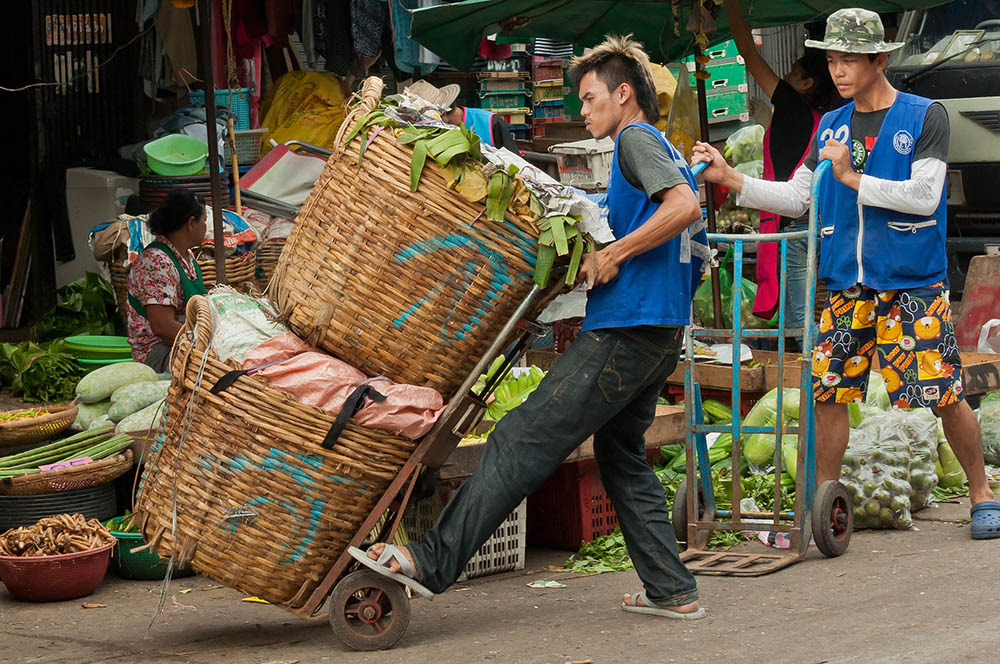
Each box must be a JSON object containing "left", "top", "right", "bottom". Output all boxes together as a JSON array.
[{"left": 411, "top": 0, "right": 948, "bottom": 70}]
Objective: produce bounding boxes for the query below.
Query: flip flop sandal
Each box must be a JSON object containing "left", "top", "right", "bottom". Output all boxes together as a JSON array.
[
  {"left": 970, "top": 501, "right": 1000, "bottom": 540},
  {"left": 620, "top": 590, "right": 706, "bottom": 620},
  {"left": 348, "top": 545, "right": 435, "bottom": 599}
]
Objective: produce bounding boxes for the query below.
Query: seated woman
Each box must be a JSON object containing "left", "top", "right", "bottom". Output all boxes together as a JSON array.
[{"left": 127, "top": 189, "right": 208, "bottom": 372}]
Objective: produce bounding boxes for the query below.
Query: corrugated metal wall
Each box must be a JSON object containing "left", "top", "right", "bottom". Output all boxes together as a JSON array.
[
  {"left": 747, "top": 24, "right": 806, "bottom": 104},
  {"left": 30, "top": 0, "right": 140, "bottom": 165}
]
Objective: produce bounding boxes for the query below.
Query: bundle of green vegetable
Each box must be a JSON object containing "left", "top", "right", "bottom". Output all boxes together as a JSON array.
[
  {"left": 0, "top": 425, "right": 132, "bottom": 478},
  {"left": 343, "top": 102, "right": 591, "bottom": 290},
  {"left": 33, "top": 272, "right": 123, "bottom": 341},
  {"left": 0, "top": 339, "right": 84, "bottom": 402}
]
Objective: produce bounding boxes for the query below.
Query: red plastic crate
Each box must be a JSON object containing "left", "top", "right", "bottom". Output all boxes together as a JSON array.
[{"left": 527, "top": 450, "right": 661, "bottom": 551}]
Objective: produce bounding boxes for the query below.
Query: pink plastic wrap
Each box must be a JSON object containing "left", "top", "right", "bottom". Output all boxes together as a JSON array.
[{"left": 242, "top": 332, "right": 443, "bottom": 439}]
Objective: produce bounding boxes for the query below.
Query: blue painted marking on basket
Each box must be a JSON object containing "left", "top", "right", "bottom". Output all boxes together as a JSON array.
[
  {"left": 392, "top": 233, "right": 513, "bottom": 342},
  {"left": 195, "top": 448, "right": 353, "bottom": 565}
]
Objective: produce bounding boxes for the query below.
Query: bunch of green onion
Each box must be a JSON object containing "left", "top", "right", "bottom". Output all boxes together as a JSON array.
[{"left": 0, "top": 425, "right": 132, "bottom": 477}]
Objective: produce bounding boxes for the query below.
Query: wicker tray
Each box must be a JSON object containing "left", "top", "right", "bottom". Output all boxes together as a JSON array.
[
  {"left": 271, "top": 77, "right": 539, "bottom": 397},
  {"left": 0, "top": 405, "right": 78, "bottom": 448},
  {"left": 0, "top": 449, "right": 133, "bottom": 496},
  {"left": 134, "top": 296, "right": 419, "bottom": 608}
]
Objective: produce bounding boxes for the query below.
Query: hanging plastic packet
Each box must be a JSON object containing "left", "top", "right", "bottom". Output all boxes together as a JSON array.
[{"left": 664, "top": 63, "right": 700, "bottom": 161}]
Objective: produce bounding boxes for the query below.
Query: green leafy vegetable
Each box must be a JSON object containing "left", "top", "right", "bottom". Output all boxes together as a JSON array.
[
  {"left": 34, "top": 272, "right": 123, "bottom": 341},
  {"left": 0, "top": 339, "right": 85, "bottom": 403}
]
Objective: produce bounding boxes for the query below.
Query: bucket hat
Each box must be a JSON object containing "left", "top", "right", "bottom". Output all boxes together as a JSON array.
[{"left": 804, "top": 8, "right": 905, "bottom": 54}]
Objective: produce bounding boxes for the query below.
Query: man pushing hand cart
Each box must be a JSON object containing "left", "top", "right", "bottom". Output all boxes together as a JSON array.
[
  {"left": 692, "top": 8, "right": 1000, "bottom": 540},
  {"left": 351, "top": 34, "right": 713, "bottom": 619}
]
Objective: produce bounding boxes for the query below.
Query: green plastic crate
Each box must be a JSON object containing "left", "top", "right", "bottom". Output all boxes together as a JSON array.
[
  {"left": 688, "top": 57, "right": 747, "bottom": 91},
  {"left": 480, "top": 89, "right": 531, "bottom": 110},
  {"left": 706, "top": 89, "right": 748, "bottom": 120},
  {"left": 109, "top": 530, "right": 195, "bottom": 580},
  {"left": 704, "top": 39, "right": 741, "bottom": 61}
]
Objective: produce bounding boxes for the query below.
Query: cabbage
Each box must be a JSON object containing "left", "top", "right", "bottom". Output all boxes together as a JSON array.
[
  {"left": 742, "top": 388, "right": 800, "bottom": 469},
  {"left": 936, "top": 421, "right": 967, "bottom": 488}
]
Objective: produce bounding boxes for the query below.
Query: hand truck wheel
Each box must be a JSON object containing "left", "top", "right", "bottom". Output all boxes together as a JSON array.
[
  {"left": 329, "top": 569, "right": 410, "bottom": 651},
  {"left": 672, "top": 477, "right": 711, "bottom": 550},
  {"left": 812, "top": 480, "right": 853, "bottom": 557}
]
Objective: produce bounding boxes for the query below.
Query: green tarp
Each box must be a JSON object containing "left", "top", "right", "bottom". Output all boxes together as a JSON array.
[{"left": 411, "top": 0, "right": 949, "bottom": 70}]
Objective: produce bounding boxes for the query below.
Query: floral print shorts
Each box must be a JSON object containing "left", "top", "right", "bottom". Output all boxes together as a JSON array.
[{"left": 812, "top": 282, "right": 964, "bottom": 409}]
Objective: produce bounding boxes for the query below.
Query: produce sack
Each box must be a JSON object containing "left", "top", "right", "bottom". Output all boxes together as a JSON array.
[
  {"left": 258, "top": 71, "right": 349, "bottom": 156},
  {"left": 693, "top": 246, "right": 774, "bottom": 330},
  {"left": 725, "top": 124, "right": 765, "bottom": 164},
  {"left": 207, "top": 287, "right": 288, "bottom": 364},
  {"left": 242, "top": 333, "right": 443, "bottom": 439},
  {"left": 978, "top": 391, "right": 1000, "bottom": 465},
  {"left": 664, "top": 65, "right": 699, "bottom": 160},
  {"left": 843, "top": 409, "right": 940, "bottom": 529}
]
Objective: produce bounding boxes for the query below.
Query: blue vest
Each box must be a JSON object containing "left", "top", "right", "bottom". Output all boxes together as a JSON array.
[
  {"left": 816, "top": 92, "right": 948, "bottom": 291},
  {"left": 582, "top": 122, "right": 708, "bottom": 332},
  {"left": 464, "top": 107, "right": 496, "bottom": 147}
]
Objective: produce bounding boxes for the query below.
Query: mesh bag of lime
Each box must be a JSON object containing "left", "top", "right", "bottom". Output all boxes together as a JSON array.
[{"left": 842, "top": 409, "right": 939, "bottom": 529}]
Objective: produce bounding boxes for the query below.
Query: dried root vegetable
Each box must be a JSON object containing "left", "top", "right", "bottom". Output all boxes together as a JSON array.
[{"left": 0, "top": 513, "right": 116, "bottom": 557}]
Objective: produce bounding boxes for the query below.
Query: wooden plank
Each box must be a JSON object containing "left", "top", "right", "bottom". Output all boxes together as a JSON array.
[
  {"left": 439, "top": 405, "right": 685, "bottom": 480},
  {"left": 3, "top": 202, "right": 31, "bottom": 329},
  {"left": 665, "top": 359, "right": 765, "bottom": 391},
  {"left": 956, "top": 255, "right": 1000, "bottom": 351}
]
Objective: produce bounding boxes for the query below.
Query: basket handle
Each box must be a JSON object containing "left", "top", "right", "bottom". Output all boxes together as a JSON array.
[{"left": 334, "top": 76, "right": 385, "bottom": 153}]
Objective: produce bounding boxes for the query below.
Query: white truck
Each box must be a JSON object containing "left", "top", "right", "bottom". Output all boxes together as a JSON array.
[{"left": 887, "top": 0, "right": 1000, "bottom": 294}]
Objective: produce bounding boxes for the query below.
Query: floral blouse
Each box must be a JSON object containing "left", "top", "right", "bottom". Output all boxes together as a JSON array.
[{"left": 127, "top": 236, "right": 199, "bottom": 363}]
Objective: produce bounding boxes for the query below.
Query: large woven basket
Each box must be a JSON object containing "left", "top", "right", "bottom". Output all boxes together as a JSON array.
[
  {"left": 271, "top": 77, "right": 539, "bottom": 397},
  {"left": 0, "top": 405, "right": 78, "bottom": 448},
  {"left": 255, "top": 240, "right": 286, "bottom": 287},
  {"left": 196, "top": 250, "right": 257, "bottom": 290},
  {"left": 0, "top": 449, "right": 133, "bottom": 496},
  {"left": 134, "top": 295, "right": 419, "bottom": 608}
]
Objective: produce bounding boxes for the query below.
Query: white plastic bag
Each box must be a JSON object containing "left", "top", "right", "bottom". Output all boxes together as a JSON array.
[{"left": 977, "top": 319, "right": 1000, "bottom": 353}]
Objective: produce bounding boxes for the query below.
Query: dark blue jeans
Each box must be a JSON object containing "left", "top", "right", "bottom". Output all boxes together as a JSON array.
[{"left": 410, "top": 325, "right": 699, "bottom": 606}]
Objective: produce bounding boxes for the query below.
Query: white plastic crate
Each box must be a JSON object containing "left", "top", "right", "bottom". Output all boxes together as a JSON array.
[
  {"left": 402, "top": 482, "right": 526, "bottom": 582},
  {"left": 224, "top": 128, "right": 268, "bottom": 166}
]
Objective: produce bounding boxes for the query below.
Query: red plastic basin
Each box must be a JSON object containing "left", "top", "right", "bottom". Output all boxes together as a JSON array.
[{"left": 0, "top": 542, "right": 112, "bottom": 602}]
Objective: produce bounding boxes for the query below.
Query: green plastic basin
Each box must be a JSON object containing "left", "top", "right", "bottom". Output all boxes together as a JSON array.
[
  {"left": 65, "top": 335, "right": 132, "bottom": 359},
  {"left": 144, "top": 134, "right": 209, "bottom": 177}
]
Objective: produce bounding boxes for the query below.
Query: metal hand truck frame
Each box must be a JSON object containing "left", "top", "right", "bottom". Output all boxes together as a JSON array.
[{"left": 674, "top": 160, "right": 853, "bottom": 575}]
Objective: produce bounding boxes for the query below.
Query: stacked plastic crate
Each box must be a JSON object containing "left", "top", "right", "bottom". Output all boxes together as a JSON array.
[
  {"left": 477, "top": 70, "right": 532, "bottom": 140},
  {"left": 530, "top": 56, "right": 566, "bottom": 139},
  {"left": 684, "top": 40, "right": 750, "bottom": 126}
]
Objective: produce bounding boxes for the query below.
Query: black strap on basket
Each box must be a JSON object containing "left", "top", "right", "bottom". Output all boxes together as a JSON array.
[
  {"left": 210, "top": 359, "right": 288, "bottom": 395},
  {"left": 321, "top": 385, "right": 386, "bottom": 449}
]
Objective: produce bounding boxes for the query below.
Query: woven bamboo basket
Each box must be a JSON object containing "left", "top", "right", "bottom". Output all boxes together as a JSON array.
[
  {"left": 133, "top": 295, "right": 419, "bottom": 608},
  {"left": 271, "top": 77, "right": 539, "bottom": 397},
  {"left": 0, "top": 405, "right": 78, "bottom": 448},
  {"left": 0, "top": 449, "right": 133, "bottom": 496},
  {"left": 255, "top": 240, "right": 286, "bottom": 287},
  {"left": 196, "top": 250, "right": 257, "bottom": 290}
]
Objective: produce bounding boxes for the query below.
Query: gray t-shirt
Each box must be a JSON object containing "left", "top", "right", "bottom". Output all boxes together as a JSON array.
[
  {"left": 617, "top": 126, "right": 688, "bottom": 199},
  {"left": 804, "top": 102, "right": 949, "bottom": 173}
]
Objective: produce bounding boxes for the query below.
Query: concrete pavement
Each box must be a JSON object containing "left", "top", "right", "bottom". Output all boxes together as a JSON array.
[{"left": 1, "top": 498, "right": 997, "bottom": 664}]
